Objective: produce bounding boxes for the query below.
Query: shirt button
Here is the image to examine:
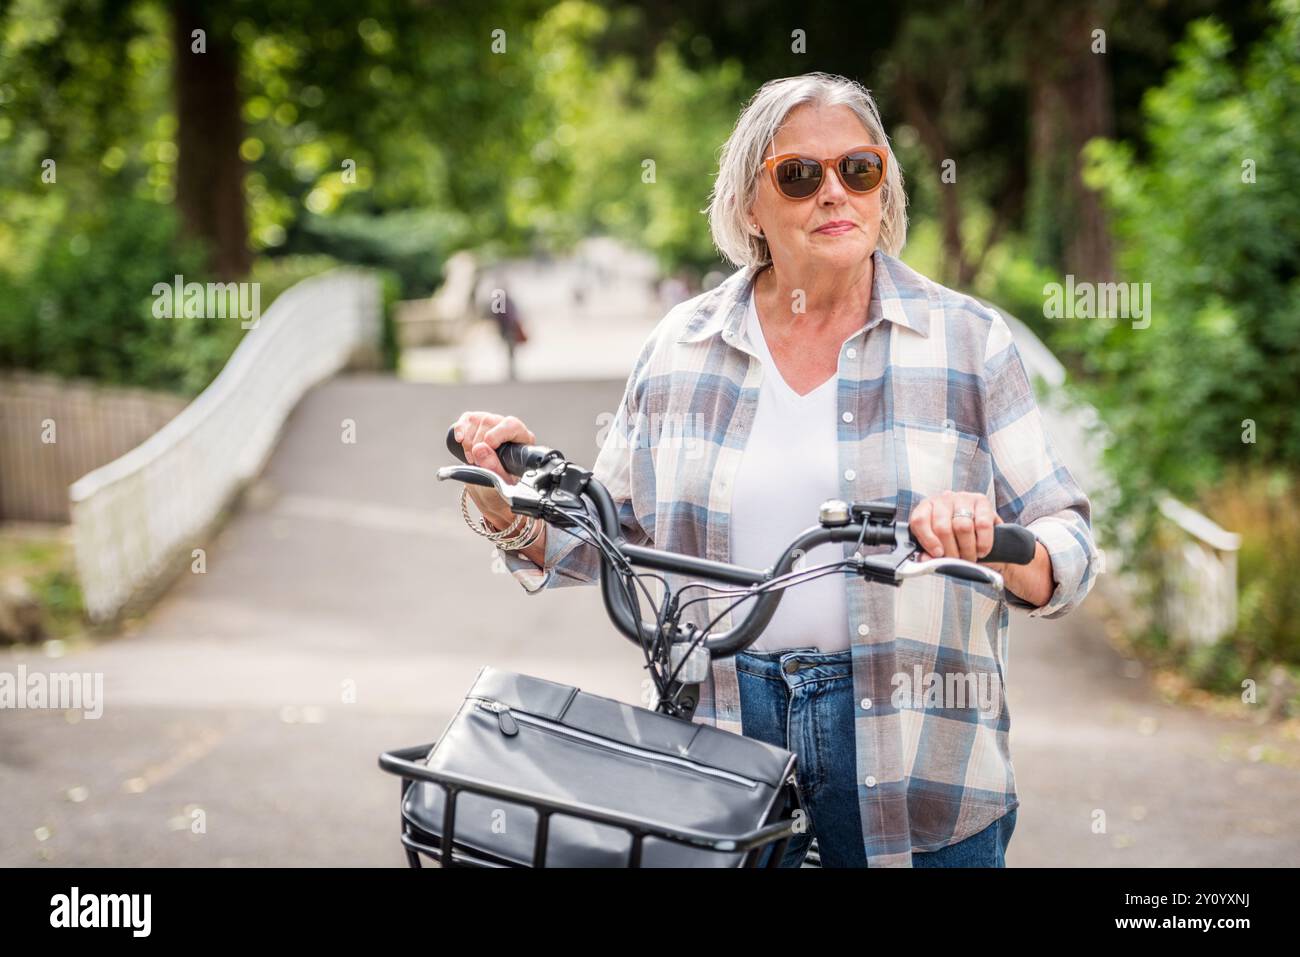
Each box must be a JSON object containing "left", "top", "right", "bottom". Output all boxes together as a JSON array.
[
  {"left": 857, "top": 623, "right": 870, "bottom": 636},
  {"left": 842, "top": 411, "right": 853, "bottom": 423},
  {"left": 860, "top": 698, "right": 872, "bottom": 710},
  {"left": 864, "top": 775, "right": 877, "bottom": 788},
  {"left": 846, "top": 347, "right": 857, "bottom": 359},
  {"left": 844, "top": 468, "right": 856, "bottom": 481}
]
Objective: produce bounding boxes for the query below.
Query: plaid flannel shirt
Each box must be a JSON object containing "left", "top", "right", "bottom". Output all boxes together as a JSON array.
[{"left": 502, "top": 248, "right": 1101, "bottom": 866}]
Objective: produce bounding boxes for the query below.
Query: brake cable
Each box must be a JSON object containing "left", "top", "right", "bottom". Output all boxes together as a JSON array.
[
  {"left": 662, "top": 559, "right": 860, "bottom": 689},
  {"left": 563, "top": 509, "right": 676, "bottom": 700}
]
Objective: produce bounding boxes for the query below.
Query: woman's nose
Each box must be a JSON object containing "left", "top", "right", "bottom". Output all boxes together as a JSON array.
[{"left": 819, "top": 168, "right": 850, "bottom": 203}]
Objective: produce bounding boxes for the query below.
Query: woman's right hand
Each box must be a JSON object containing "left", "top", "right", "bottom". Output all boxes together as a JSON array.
[{"left": 451, "top": 411, "right": 537, "bottom": 529}]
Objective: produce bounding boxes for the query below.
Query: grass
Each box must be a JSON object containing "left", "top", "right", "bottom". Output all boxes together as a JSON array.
[{"left": 0, "top": 525, "right": 84, "bottom": 642}]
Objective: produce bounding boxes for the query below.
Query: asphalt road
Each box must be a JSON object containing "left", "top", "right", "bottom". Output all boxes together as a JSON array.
[{"left": 2, "top": 375, "right": 1297, "bottom": 866}]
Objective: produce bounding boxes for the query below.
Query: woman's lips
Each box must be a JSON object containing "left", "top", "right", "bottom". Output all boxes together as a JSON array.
[{"left": 814, "top": 221, "right": 856, "bottom": 235}]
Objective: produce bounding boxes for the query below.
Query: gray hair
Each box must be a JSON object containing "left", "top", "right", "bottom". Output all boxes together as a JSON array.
[{"left": 706, "top": 72, "right": 908, "bottom": 269}]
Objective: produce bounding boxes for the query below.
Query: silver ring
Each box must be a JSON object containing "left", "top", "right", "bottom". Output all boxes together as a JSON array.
[{"left": 953, "top": 507, "right": 975, "bottom": 520}]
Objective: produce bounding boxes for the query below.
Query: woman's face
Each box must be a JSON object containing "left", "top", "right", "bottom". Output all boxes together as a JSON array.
[{"left": 749, "top": 103, "right": 884, "bottom": 275}]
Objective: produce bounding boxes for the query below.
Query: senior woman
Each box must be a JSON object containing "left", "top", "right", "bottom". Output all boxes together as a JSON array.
[{"left": 451, "top": 72, "right": 1100, "bottom": 868}]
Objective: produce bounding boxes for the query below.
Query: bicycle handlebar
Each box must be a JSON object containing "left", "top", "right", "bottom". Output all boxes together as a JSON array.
[
  {"left": 442, "top": 427, "right": 1038, "bottom": 658},
  {"left": 446, "top": 427, "right": 562, "bottom": 477}
]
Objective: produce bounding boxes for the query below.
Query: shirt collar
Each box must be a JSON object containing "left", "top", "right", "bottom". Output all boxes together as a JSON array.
[{"left": 675, "top": 248, "right": 931, "bottom": 345}]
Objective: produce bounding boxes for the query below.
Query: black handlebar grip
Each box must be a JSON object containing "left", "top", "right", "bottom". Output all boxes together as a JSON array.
[
  {"left": 445, "top": 426, "right": 560, "bottom": 478},
  {"left": 981, "top": 524, "right": 1037, "bottom": 565},
  {"left": 446, "top": 427, "right": 470, "bottom": 464}
]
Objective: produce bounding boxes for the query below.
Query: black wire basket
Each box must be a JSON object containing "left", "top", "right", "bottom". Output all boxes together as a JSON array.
[{"left": 379, "top": 743, "right": 812, "bottom": 868}]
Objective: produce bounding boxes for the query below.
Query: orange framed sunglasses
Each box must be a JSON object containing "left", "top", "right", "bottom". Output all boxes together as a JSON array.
[{"left": 763, "top": 144, "right": 888, "bottom": 200}]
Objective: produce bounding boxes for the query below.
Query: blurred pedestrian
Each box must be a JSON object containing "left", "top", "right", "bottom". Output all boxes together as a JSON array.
[{"left": 488, "top": 286, "right": 528, "bottom": 381}]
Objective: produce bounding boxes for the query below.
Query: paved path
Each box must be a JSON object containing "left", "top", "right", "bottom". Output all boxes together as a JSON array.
[{"left": 2, "top": 377, "right": 1297, "bottom": 866}]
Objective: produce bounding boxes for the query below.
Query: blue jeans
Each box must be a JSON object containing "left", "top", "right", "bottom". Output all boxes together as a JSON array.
[{"left": 735, "top": 647, "right": 1017, "bottom": 868}]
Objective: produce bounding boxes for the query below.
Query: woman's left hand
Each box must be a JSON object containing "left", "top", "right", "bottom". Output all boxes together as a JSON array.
[{"left": 909, "top": 491, "right": 1056, "bottom": 607}]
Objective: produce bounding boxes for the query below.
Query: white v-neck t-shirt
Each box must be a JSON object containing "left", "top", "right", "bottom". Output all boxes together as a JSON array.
[{"left": 729, "top": 287, "right": 855, "bottom": 654}]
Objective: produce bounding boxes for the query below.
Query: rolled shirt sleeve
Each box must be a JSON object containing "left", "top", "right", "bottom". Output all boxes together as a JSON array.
[
  {"left": 982, "top": 311, "right": 1102, "bottom": 619},
  {"left": 498, "top": 517, "right": 593, "bottom": 594}
]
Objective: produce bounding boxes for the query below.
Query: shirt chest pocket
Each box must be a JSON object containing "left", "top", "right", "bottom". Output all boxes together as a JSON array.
[{"left": 894, "top": 420, "right": 988, "bottom": 509}]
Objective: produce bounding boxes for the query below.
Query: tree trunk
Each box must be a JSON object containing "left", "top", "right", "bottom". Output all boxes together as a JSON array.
[
  {"left": 172, "top": 0, "right": 250, "bottom": 279},
  {"left": 1026, "top": 0, "right": 1115, "bottom": 282},
  {"left": 896, "top": 67, "right": 965, "bottom": 288},
  {"left": 1061, "top": 3, "right": 1115, "bottom": 283}
]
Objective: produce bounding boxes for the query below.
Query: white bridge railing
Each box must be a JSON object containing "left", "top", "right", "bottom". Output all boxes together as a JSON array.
[{"left": 70, "top": 269, "right": 381, "bottom": 622}]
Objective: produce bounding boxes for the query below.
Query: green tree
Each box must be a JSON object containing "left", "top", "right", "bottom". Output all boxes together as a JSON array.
[
  {"left": 502, "top": 1, "right": 747, "bottom": 270},
  {"left": 1075, "top": 0, "right": 1300, "bottom": 515}
]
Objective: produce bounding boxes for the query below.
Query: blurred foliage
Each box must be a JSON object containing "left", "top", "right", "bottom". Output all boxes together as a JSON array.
[
  {"left": 0, "top": 0, "right": 1282, "bottom": 372},
  {"left": 0, "top": 0, "right": 753, "bottom": 390},
  {"left": 500, "top": 2, "right": 749, "bottom": 271},
  {"left": 1067, "top": 0, "right": 1300, "bottom": 530},
  {"left": 282, "top": 210, "right": 470, "bottom": 299},
  {"left": 0, "top": 193, "right": 217, "bottom": 394},
  {"left": 1049, "top": 0, "right": 1300, "bottom": 689},
  {"left": 1127, "top": 468, "right": 1300, "bottom": 696},
  {"left": 1205, "top": 469, "right": 1300, "bottom": 688}
]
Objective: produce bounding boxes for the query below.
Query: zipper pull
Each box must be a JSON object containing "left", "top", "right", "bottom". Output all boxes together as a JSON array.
[
  {"left": 481, "top": 699, "right": 518, "bottom": 736},
  {"left": 497, "top": 707, "right": 518, "bottom": 736}
]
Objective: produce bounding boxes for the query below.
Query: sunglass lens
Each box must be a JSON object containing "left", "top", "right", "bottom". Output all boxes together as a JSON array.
[
  {"left": 840, "top": 151, "right": 883, "bottom": 192},
  {"left": 776, "top": 158, "right": 823, "bottom": 198}
]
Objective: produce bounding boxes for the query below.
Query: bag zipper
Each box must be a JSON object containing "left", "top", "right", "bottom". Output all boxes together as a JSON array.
[{"left": 473, "top": 697, "right": 761, "bottom": 789}]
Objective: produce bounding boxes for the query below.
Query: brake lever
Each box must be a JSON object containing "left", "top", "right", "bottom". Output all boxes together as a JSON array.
[
  {"left": 436, "top": 464, "right": 545, "bottom": 515},
  {"left": 896, "top": 556, "right": 1005, "bottom": 592},
  {"left": 852, "top": 508, "right": 1004, "bottom": 592}
]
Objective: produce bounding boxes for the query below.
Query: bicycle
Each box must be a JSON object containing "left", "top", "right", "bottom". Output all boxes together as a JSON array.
[{"left": 378, "top": 427, "right": 1037, "bottom": 868}]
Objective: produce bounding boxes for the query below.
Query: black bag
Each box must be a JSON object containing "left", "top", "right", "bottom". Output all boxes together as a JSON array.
[{"left": 401, "top": 666, "right": 800, "bottom": 867}]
